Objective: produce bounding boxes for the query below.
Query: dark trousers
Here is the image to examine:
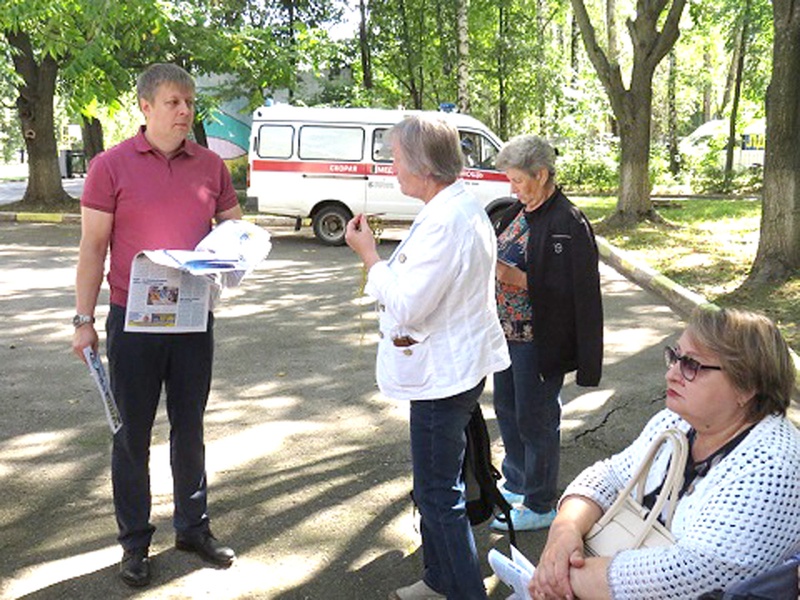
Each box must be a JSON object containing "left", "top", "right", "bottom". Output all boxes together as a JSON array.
[
  {"left": 107, "top": 305, "right": 214, "bottom": 551},
  {"left": 410, "top": 379, "right": 488, "bottom": 600}
]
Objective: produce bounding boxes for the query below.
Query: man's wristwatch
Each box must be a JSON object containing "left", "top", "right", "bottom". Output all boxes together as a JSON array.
[{"left": 72, "top": 314, "right": 96, "bottom": 328}]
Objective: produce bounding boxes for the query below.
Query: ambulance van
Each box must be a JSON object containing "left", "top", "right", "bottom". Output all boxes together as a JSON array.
[{"left": 246, "top": 105, "right": 513, "bottom": 245}]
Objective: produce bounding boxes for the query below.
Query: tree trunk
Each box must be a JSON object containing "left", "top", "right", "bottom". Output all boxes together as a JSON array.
[
  {"left": 612, "top": 79, "right": 657, "bottom": 224},
  {"left": 5, "top": 30, "right": 71, "bottom": 207},
  {"left": 81, "top": 116, "right": 104, "bottom": 163},
  {"left": 193, "top": 120, "right": 208, "bottom": 148},
  {"left": 397, "top": 0, "right": 422, "bottom": 108},
  {"left": 456, "top": 0, "right": 469, "bottom": 114},
  {"left": 497, "top": 1, "right": 509, "bottom": 139},
  {"left": 570, "top": 13, "right": 580, "bottom": 87},
  {"left": 725, "top": 0, "right": 749, "bottom": 184},
  {"left": 606, "top": 0, "right": 618, "bottom": 136},
  {"left": 720, "top": 30, "right": 741, "bottom": 118},
  {"left": 667, "top": 51, "right": 680, "bottom": 175},
  {"left": 703, "top": 44, "right": 713, "bottom": 120},
  {"left": 747, "top": 0, "right": 800, "bottom": 283},
  {"left": 570, "top": 0, "right": 686, "bottom": 226},
  {"left": 358, "top": 0, "right": 373, "bottom": 89}
]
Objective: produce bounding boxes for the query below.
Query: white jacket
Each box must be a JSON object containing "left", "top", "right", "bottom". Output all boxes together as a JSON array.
[
  {"left": 365, "top": 180, "right": 510, "bottom": 401},
  {"left": 564, "top": 408, "right": 800, "bottom": 599}
]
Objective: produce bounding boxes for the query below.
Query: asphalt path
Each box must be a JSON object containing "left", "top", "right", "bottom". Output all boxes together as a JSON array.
[
  {"left": 0, "top": 178, "right": 85, "bottom": 208},
  {"left": 0, "top": 219, "right": 699, "bottom": 600}
]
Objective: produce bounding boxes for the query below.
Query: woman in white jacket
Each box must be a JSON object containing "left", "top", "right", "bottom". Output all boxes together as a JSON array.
[
  {"left": 531, "top": 308, "right": 800, "bottom": 600},
  {"left": 346, "top": 114, "right": 510, "bottom": 600}
]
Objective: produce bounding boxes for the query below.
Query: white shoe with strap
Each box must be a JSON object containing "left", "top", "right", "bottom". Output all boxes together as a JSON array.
[{"left": 389, "top": 579, "right": 446, "bottom": 600}]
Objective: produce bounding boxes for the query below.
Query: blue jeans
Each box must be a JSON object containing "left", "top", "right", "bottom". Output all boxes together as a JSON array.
[
  {"left": 107, "top": 305, "right": 214, "bottom": 551},
  {"left": 493, "top": 340, "right": 563, "bottom": 513},
  {"left": 410, "top": 380, "right": 488, "bottom": 600}
]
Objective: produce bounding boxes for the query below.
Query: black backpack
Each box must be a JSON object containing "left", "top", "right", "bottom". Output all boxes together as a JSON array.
[{"left": 463, "top": 404, "right": 516, "bottom": 547}]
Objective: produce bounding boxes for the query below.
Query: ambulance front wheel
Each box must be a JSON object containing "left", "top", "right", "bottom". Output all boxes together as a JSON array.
[{"left": 313, "top": 205, "right": 352, "bottom": 246}]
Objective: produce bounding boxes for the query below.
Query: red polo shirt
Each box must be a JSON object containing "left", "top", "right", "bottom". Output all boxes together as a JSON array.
[{"left": 81, "top": 127, "right": 239, "bottom": 306}]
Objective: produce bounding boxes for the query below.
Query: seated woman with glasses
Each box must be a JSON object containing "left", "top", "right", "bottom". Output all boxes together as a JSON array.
[{"left": 530, "top": 307, "right": 800, "bottom": 600}]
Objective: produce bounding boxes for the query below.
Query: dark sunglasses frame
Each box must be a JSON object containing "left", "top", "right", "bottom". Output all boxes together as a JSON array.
[{"left": 664, "top": 346, "right": 722, "bottom": 382}]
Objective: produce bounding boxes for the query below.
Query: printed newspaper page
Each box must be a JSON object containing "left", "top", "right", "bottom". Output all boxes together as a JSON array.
[
  {"left": 123, "top": 220, "right": 272, "bottom": 333},
  {"left": 124, "top": 253, "right": 211, "bottom": 333},
  {"left": 488, "top": 545, "right": 535, "bottom": 600},
  {"left": 82, "top": 347, "right": 123, "bottom": 434}
]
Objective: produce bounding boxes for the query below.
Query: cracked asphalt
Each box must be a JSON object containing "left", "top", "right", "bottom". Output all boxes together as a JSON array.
[{"left": 1, "top": 219, "right": 697, "bottom": 599}]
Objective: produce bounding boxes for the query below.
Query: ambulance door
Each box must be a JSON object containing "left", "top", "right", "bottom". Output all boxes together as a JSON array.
[
  {"left": 296, "top": 124, "right": 368, "bottom": 218},
  {"left": 364, "top": 127, "right": 424, "bottom": 220},
  {"left": 458, "top": 130, "right": 511, "bottom": 210}
]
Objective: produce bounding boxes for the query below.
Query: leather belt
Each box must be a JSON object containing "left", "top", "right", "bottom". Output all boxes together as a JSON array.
[{"left": 392, "top": 335, "right": 418, "bottom": 347}]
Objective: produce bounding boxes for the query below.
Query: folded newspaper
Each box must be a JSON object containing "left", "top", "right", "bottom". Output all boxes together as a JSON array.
[
  {"left": 143, "top": 219, "right": 273, "bottom": 287},
  {"left": 83, "top": 347, "right": 123, "bottom": 435},
  {"left": 125, "top": 220, "right": 272, "bottom": 333},
  {"left": 488, "top": 545, "right": 536, "bottom": 600}
]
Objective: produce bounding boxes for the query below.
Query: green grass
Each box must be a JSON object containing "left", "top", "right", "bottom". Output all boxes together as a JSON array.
[{"left": 573, "top": 196, "right": 799, "bottom": 349}]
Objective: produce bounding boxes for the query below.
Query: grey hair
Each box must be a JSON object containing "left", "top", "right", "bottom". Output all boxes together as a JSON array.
[
  {"left": 496, "top": 134, "right": 557, "bottom": 182},
  {"left": 136, "top": 63, "right": 195, "bottom": 103},
  {"left": 388, "top": 114, "right": 464, "bottom": 184}
]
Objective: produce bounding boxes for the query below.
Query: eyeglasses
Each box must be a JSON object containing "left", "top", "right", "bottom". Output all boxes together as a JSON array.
[{"left": 664, "top": 346, "right": 722, "bottom": 382}]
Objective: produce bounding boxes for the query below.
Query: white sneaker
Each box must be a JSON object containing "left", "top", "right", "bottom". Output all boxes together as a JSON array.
[{"left": 389, "top": 579, "right": 446, "bottom": 600}]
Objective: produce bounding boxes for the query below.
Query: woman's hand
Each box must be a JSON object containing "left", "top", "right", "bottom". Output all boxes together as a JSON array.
[
  {"left": 530, "top": 519, "right": 585, "bottom": 599},
  {"left": 345, "top": 214, "right": 381, "bottom": 269},
  {"left": 496, "top": 261, "right": 527, "bottom": 289},
  {"left": 530, "top": 497, "right": 605, "bottom": 599}
]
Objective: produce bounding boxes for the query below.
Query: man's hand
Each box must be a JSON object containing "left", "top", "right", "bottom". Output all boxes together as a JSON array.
[{"left": 72, "top": 324, "right": 99, "bottom": 364}]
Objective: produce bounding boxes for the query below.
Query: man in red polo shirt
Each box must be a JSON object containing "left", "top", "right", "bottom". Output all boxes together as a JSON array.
[{"left": 72, "top": 63, "right": 242, "bottom": 587}]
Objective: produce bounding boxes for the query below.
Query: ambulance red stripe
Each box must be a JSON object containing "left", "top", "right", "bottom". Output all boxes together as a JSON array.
[{"left": 251, "top": 159, "right": 509, "bottom": 182}]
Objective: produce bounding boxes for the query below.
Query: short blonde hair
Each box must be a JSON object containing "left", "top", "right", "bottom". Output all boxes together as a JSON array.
[
  {"left": 137, "top": 63, "right": 195, "bottom": 103},
  {"left": 388, "top": 114, "right": 463, "bottom": 184},
  {"left": 688, "top": 307, "right": 796, "bottom": 419}
]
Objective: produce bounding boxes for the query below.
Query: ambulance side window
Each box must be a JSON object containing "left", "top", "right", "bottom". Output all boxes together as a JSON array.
[
  {"left": 373, "top": 129, "right": 393, "bottom": 162},
  {"left": 256, "top": 125, "right": 294, "bottom": 159},
  {"left": 299, "top": 126, "right": 364, "bottom": 161},
  {"left": 459, "top": 131, "right": 499, "bottom": 170}
]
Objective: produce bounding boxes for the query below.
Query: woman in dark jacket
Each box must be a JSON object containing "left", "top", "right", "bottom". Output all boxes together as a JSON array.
[{"left": 490, "top": 134, "right": 603, "bottom": 532}]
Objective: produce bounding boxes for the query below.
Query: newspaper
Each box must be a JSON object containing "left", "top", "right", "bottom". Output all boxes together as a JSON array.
[
  {"left": 124, "top": 220, "right": 272, "bottom": 333},
  {"left": 488, "top": 545, "right": 536, "bottom": 600},
  {"left": 82, "top": 347, "right": 123, "bottom": 434}
]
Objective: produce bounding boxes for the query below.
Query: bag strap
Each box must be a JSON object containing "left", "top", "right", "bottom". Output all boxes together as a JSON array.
[{"left": 595, "top": 429, "right": 689, "bottom": 545}]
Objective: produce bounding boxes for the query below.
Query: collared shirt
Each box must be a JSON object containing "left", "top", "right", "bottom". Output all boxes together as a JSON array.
[
  {"left": 365, "top": 180, "right": 510, "bottom": 401},
  {"left": 81, "top": 127, "right": 239, "bottom": 305}
]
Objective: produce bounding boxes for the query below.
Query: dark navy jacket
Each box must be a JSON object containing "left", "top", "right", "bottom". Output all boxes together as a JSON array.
[{"left": 495, "top": 188, "right": 603, "bottom": 386}]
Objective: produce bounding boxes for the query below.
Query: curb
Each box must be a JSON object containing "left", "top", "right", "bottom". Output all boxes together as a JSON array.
[
  {"left": 595, "top": 236, "right": 714, "bottom": 318},
  {"left": 596, "top": 235, "right": 800, "bottom": 389}
]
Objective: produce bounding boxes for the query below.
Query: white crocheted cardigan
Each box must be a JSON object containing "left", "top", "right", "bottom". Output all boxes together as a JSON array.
[{"left": 563, "top": 408, "right": 800, "bottom": 599}]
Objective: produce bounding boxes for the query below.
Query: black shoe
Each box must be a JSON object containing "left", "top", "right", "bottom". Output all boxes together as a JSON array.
[
  {"left": 120, "top": 547, "right": 151, "bottom": 587},
  {"left": 175, "top": 532, "right": 235, "bottom": 567}
]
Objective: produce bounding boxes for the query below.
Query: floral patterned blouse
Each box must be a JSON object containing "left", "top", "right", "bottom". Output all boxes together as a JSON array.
[{"left": 496, "top": 209, "right": 534, "bottom": 342}]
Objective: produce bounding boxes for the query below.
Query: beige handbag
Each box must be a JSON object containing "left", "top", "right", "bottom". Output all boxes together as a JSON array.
[{"left": 584, "top": 428, "right": 689, "bottom": 557}]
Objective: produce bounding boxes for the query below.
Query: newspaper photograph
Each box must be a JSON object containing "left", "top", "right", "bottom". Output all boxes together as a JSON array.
[{"left": 124, "top": 253, "right": 211, "bottom": 333}]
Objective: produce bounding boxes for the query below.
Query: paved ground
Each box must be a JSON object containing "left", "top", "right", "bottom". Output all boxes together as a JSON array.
[
  {"left": 0, "top": 166, "right": 84, "bottom": 208},
  {"left": 0, "top": 218, "right": 697, "bottom": 600}
]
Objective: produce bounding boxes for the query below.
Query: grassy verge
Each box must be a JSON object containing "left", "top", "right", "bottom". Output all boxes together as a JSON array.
[{"left": 572, "top": 196, "right": 799, "bottom": 349}]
